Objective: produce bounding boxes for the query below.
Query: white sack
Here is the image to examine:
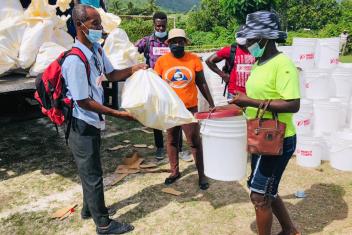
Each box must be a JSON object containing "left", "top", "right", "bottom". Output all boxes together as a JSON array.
[
  {"left": 52, "top": 28, "right": 74, "bottom": 49},
  {"left": 18, "top": 20, "right": 55, "bottom": 69},
  {"left": 103, "top": 28, "right": 138, "bottom": 69},
  {"left": 57, "top": 0, "right": 72, "bottom": 12},
  {"left": 29, "top": 42, "right": 67, "bottom": 76},
  {"left": 121, "top": 69, "right": 197, "bottom": 130},
  {"left": 97, "top": 8, "right": 121, "bottom": 33},
  {"left": 24, "top": 0, "right": 57, "bottom": 19},
  {"left": 0, "top": 17, "right": 27, "bottom": 76},
  {"left": 0, "top": 0, "right": 24, "bottom": 22}
]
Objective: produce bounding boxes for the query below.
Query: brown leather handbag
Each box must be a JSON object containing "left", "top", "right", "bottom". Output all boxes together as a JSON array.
[{"left": 247, "top": 100, "right": 286, "bottom": 156}]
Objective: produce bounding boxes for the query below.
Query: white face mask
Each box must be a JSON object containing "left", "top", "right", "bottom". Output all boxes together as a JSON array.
[
  {"left": 236, "top": 37, "right": 246, "bottom": 45},
  {"left": 155, "top": 31, "right": 167, "bottom": 38}
]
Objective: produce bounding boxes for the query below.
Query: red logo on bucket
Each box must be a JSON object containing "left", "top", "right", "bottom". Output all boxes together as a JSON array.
[
  {"left": 300, "top": 53, "right": 315, "bottom": 60},
  {"left": 297, "top": 119, "right": 311, "bottom": 126},
  {"left": 330, "top": 58, "right": 339, "bottom": 64},
  {"left": 305, "top": 83, "right": 310, "bottom": 88},
  {"left": 298, "top": 149, "right": 313, "bottom": 157}
]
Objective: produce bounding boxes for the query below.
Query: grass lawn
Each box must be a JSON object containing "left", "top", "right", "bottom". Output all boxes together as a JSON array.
[
  {"left": 340, "top": 54, "right": 352, "bottom": 63},
  {"left": 1, "top": 117, "right": 352, "bottom": 234}
]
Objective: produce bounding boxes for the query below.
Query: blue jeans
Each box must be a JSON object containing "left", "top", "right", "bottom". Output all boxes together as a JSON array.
[{"left": 247, "top": 135, "right": 297, "bottom": 198}]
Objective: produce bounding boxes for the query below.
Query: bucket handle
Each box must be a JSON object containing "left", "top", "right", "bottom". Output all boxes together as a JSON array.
[{"left": 200, "top": 107, "right": 217, "bottom": 134}]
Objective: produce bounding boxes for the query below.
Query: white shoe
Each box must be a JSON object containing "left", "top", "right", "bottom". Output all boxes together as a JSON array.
[{"left": 179, "top": 151, "right": 193, "bottom": 162}]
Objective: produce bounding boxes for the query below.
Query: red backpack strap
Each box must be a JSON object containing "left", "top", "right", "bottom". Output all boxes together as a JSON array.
[{"left": 67, "top": 47, "right": 91, "bottom": 84}]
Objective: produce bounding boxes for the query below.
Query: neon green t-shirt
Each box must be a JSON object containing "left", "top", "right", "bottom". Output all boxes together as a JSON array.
[{"left": 245, "top": 53, "right": 300, "bottom": 137}]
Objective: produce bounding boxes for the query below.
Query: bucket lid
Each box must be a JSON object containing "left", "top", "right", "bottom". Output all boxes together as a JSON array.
[{"left": 195, "top": 105, "right": 243, "bottom": 120}]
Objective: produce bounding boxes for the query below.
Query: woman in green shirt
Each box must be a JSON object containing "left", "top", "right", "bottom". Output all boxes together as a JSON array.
[{"left": 230, "top": 11, "right": 301, "bottom": 235}]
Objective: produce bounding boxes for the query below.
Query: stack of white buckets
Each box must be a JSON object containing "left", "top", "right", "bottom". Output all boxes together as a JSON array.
[
  {"left": 280, "top": 38, "right": 352, "bottom": 171},
  {"left": 199, "top": 52, "right": 229, "bottom": 110}
]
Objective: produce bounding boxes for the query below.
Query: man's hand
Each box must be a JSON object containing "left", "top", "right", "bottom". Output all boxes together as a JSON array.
[
  {"left": 229, "top": 92, "right": 251, "bottom": 108},
  {"left": 132, "top": 63, "right": 148, "bottom": 74},
  {"left": 113, "top": 110, "right": 136, "bottom": 121},
  {"left": 220, "top": 72, "right": 230, "bottom": 83}
]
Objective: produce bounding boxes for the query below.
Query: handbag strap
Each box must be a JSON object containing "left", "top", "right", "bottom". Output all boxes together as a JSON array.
[
  {"left": 255, "top": 101, "right": 266, "bottom": 118},
  {"left": 258, "top": 100, "right": 272, "bottom": 119}
]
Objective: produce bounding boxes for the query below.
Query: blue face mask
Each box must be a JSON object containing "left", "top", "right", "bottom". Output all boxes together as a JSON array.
[
  {"left": 155, "top": 31, "right": 167, "bottom": 38},
  {"left": 82, "top": 22, "right": 103, "bottom": 43},
  {"left": 248, "top": 40, "right": 267, "bottom": 58}
]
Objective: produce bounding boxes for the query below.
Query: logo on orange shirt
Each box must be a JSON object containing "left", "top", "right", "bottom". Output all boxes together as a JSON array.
[{"left": 164, "top": 66, "right": 193, "bottom": 89}]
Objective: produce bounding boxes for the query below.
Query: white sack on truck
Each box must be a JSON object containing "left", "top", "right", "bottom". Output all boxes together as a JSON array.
[
  {"left": 0, "top": 0, "right": 24, "bottom": 22},
  {"left": 29, "top": 42, "right": 67, "bottom": 76},
  {"left": 0, "top": 17, "right": 27, "bottom": 76},
  {"left": 103, "top": 28, "right": 138, "bottom": 69}
]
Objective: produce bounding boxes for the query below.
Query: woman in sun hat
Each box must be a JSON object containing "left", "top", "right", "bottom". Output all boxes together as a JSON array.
[{"left": 229, "top": 11, "right": 301, "bottom": 235}]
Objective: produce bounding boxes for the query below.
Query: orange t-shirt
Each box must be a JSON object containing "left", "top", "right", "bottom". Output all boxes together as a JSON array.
[{"left": 154, "top": 52, "right": 203, "bottom": 108}]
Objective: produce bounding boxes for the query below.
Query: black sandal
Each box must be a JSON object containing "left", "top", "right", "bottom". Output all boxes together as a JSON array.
[
  {"left": 199, "top": 182, "right": 209, "bottom": 190},
  {"left": 164, "top": 174, "right": 181, "bottom": 185}
]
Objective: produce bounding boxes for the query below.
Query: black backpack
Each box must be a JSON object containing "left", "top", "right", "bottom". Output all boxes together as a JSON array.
[{"left": 221, "top": 43, "right": 237, "bottom": 96}]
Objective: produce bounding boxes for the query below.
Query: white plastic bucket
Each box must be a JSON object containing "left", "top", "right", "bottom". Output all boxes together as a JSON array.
[
  {"left": 303, "top": 69, "right": 332, "bottom": 99},
  {"left": 315, "top": 38, "right": 340, "bottom": 69},
  {"left": 332, "top": 68, "right": 352, "bottom": 99},
  {"left": 313, "top": 99, "right": 342, "bottom": 136},
  {"left": 200, "top": 115, "right": 247, "bottom": 181},
  {"left": 299, "top": 70, "right": 306, "bottom": 98},
  {"left": 294, "top": 99, "right": 313, "bottom": 135},
  {"left": 330, "top": 97, "right": 349, "bottom": 128},
  {"left": 292, "top": 38, "right": 317, "bottom": 69},
  {"left": 348, "top": 101, "right": 352, "bottom": 129},
  {"left": 296, "top": 135, "right": 324, "bottom": 168},
  {"left": 329, "top": 130, "right": 352, "bottom": 171},
  {"left": 338, "top": 63, "right": 352, "bottom": 69},
  {"left": 278, "top": 46, "right": 293, "bottom": 58}
]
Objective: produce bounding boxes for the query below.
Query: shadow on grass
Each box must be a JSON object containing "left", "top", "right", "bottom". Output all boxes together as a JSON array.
[
  {"left": 250, "top": 183, "right": 348, "bottom": 234},
  {"left": 0, "top": 116, "right": 154, "bottom": 183},
  {"left": 110, "top": 164, "right": 249, "bottom": 223}
]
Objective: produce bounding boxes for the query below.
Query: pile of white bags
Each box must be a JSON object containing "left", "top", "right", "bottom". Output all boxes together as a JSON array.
[
  {"left": 96, "top": 8, "right": 121, "bottom": 34},
  {"left": 0, "top": 0, "right": 74, "bottom": 76},
  {"left": 103, "top": 28, "right": 138, "bottom": 69},
  {"left": 0, "top": 17, "right": 27, "bottom": 75},
  {"left": 0, "top": 0, "right": 123, "bottom": 77},
  {"left": 29, "top": 42, "right": 67, "bottom": 76},
  {"left": 0, "top": 0, "right": 24, "bottom": 22},
  {"left": 121, "top": 69, "right": 197, "bottom": 130}
]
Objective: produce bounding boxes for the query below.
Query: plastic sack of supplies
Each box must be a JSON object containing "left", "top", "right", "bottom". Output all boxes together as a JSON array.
[
  {"left": 121, "top": 69, "right": 197, "bottom": 130},
  {"left": 0, "top": 17, "right": 27, "bottom": 76},
  {"left": 0, "top": 0, "right": 24, "bottom": 22},
  {"left": 57, "top": 0, "right": 72, "bottom": 12},
  {"left": 103, "top": 28, "right": 138, "bottom": 69},
  {"left": 96, "top": 8, "right": 121, "bottom": 33},
  {"left": 29, "top": 42, "right": 67, "bottom": 76}
]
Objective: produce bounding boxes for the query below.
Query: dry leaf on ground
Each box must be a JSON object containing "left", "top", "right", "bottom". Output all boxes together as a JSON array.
[
  {"left": 162, "top": 188, "right": 183, "bottom": 196},
  {"left": 51, "top": 204, "right": 77, "bottom": 219}
]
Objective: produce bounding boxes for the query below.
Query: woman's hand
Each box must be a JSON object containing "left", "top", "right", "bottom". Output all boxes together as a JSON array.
[{"left": 229, "top": 92, "right": 251, "bottom": 108}]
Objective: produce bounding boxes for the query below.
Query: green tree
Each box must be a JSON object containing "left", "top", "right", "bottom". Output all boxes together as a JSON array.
[
  {"left": 186, "top": 0, "right": 231, "bottom": 32},
  {"left": 285, "top": 0, "right": 341, "bottom": 31},
  {"left": 220, "top": 0, "right": 278, "bottom": 24},
  {"left": 146, "top": 0, "right": 159, "bottom": 14}
]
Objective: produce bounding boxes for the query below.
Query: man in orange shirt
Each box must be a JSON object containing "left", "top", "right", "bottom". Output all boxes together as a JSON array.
[{"left": 154, "top": 28, "right": 215, "bottom": 190}]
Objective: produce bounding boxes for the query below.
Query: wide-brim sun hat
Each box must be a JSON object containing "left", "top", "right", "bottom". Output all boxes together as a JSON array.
[
  {"left": 236, "top": 11, "right": 287, "bottom": 40},
  {"left": 165, "top": 28, "right": 192, "bottom": 45}
]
